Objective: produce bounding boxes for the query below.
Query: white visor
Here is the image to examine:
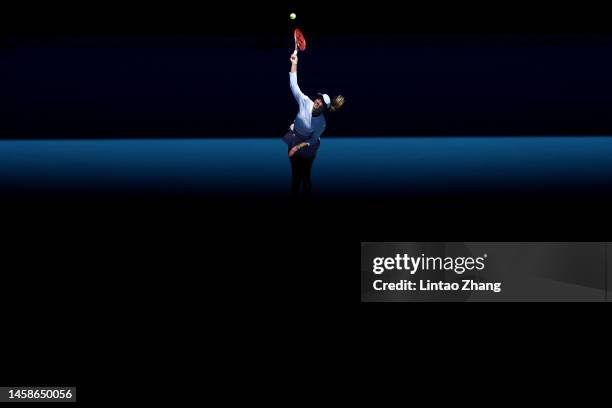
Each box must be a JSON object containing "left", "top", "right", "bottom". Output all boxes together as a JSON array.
[{"left": 317, "top": 93, "right": 331, "bottom": 109}]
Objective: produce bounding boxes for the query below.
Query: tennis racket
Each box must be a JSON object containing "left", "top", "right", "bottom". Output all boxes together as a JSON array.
[{"left": 293, "top": 28, "right": 307, "bottom": 56}]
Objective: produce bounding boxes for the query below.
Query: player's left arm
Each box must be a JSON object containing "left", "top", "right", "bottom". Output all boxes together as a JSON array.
[
  {"left": 289, "top": 142, "right": 308, "bottom": 157},
  {"left": 288, "top": 128, "right": 322, "bottom": 157}
]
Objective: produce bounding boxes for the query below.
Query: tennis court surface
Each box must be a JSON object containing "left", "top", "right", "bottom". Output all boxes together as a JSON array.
[{"left": 1, "top": 136, "right": 610, "bottom": 197}]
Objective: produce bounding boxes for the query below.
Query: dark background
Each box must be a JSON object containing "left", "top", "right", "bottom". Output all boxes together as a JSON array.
[
  {"left": 2, "top": 2, "right": 612, "bottom": 138},
  {"left": 1, "top": 1, "right": 610, "bottom": 404}
]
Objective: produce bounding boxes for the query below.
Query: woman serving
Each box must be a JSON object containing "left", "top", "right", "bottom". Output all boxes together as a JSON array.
[{"left": 284, "top": 49, "right": 344, "bottom": 196}]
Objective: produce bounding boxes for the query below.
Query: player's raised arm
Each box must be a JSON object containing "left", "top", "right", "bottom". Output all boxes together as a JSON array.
[
  {"left": 290, "top": 50, "right": 298, "bottom": 74},
  {"left": 289, "top": 52, "right": 308, "bottom": 103}
]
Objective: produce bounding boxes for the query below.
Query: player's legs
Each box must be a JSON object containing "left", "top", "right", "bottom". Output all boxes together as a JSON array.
[
  {"left": 302, "top": 157, "right": 315, "bottom": 195},
  {"left": 290, "top": 155, "right": 303, "bottom": 195}
]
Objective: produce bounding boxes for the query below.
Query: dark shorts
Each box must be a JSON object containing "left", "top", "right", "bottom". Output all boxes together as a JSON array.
[{"left": 282, "top": 129, "right": 319, "bottom": 159}]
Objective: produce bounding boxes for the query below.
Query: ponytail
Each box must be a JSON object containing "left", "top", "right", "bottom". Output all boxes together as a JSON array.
[{"left": 329, "top": 95, "right": 345, "bottom": 113}]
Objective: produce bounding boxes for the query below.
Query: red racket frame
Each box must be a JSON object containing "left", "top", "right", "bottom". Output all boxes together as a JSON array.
[{"left": 294, "top": 28, "right": 307, "bottom": 52}]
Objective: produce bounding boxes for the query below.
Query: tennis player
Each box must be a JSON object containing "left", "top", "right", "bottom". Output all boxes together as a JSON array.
[{"left": 285, "top": 50, "right": 344, "bottom": 196}]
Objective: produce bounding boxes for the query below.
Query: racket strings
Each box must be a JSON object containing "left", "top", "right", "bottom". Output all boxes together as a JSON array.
[{"left": 294, "top": 29, "right": 307, "bottom": 51}]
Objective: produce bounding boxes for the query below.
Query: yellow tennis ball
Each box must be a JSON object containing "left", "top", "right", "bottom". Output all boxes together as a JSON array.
[{"left": 289, "top": 13, "right": 296, "bottom": 20}]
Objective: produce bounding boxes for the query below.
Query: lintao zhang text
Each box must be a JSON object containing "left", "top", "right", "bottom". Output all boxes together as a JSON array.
[{"left": 370, "top": 253, "right": 502, "bottom": 294}]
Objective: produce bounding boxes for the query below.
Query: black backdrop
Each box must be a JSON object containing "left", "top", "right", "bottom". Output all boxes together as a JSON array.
[{"left": 2, "top": 2, "right": 612, "bottom": 138}]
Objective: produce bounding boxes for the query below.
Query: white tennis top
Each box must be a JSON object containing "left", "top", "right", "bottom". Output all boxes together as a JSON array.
[{"left": 289, "top": 72, "right": 326, "bottom": 146}]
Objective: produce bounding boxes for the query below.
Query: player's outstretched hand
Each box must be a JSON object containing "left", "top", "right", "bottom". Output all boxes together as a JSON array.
[{"left": 290, "top": 51, "right": 298, "bottom": 64}]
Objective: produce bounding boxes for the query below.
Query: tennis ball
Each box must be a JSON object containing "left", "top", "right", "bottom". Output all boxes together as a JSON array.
[{"left": 289, "top": 13, "right": 296, "bottom": 20}]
